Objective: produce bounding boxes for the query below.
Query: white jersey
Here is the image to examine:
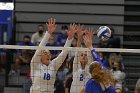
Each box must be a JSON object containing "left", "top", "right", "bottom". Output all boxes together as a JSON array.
[
  {"left": 112, "top": 70, "right": 126, "bottom": 89},
  {"left": 136, "top": 79, "right": 140, "bottom": 88},
  {"left": 30, "top": 31, "right": 73, "bottom": 93},
  {"left": 70, "top": 52, "right": 91, "bottom": 93},
  {"left": 31, "top": 32, "right": 45, "bottom": 45}
]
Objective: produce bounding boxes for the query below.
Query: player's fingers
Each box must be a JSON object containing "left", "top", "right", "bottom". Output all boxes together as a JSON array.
[
  {"left": 74, "top": 25, "right": 78, "bottom": 33},
  {"left": 70, "top": 23, "right": 72, "bottom": 30},
  {"left": 50, "top": 18, "right": 53, "bottom": 24},
  {"left": 48, "top": 19, "right": 50, "bottom": 25},
  {"left": 66, "top": 30, "right": 69, "bottom": 35},
  {"left": 46, "top": 22, "right": 48, "bottom": 26},
  {"left": 78, "top": 24, "right": 81, "bottom": 30},
  {"left": 81, "top": 25, "right": 85, "bottom": 31},
  {"left": 83, "top": 36, "right": 86, "bottom": 43},
  {"left": 53, "top": 18, "right": 56, "bottom": 25},
  {"left": 72, "top": 23, "right": 76, "bottom": 29},
  {"left": 84, "top": 35, "right": 88, "bottom": 41},
  {"left": 84, "top": 28, "right": 88, "bottom": 34},
  {"left": 46, "top": 23, "right": 49, "bottom": 28},
  {"left": 88, "top": 27, "right": 91, "bottom": 32}
]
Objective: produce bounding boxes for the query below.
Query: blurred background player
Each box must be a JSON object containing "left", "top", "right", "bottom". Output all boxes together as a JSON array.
[
  {"left": 30, "top": 18, "right": 77, "bottom": 93},
  {"left": 135, "top": 78, "right": 140, "bottom": 93}
]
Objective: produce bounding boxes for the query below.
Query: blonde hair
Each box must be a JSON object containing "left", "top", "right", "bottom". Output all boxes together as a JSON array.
[
  {"left": 108, "top": 53, "right": 121, "bottom": 68},
  {"left": 89, "top": 62, "right": 115, "bottom": 86}
]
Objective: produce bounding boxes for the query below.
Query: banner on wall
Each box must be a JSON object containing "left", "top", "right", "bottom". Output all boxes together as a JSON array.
[{"left": 0, "top": 3, "right": 14, "bottom": 10}]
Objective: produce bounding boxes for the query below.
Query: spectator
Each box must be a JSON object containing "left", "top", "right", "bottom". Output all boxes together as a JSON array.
[
  {"left": 108, "top": 53, "right": 125, "bottom": 71},
  {"left": 55, "top": 77, "right": 65, "bottom": 93},
  {"left": 108, "top": 53, "right": 120, "bottom": 69},
  {"left": 23, "top": 69, "right": 32, "bottom": 93},
  {"left": 31, "top": 24, "right": 45, "bottom": 45},
  {"left": 55, "top": 56, "right": 69, "bottom": 93},
  {"left": 8, "top": 64, "right": 16, "bottom": 76},
  {"left": 135, "top": 78, "right": 140, "bottom": 93},
  {"left": 15, "top": 35, "right": 35, "bottom": 74},
  {"left": 111, "top": 62, "right": 126, "bottom": 90},
  {"left": 64, "top": 72, "right": 73, "bottom": 93},
  {"left": 64, "top": 57, "right": 74, "bottom": 93},
  {"left": 57, "top": 25, "right": 68, "bottom": 46},
  {"left": 46, "top": 36, "right": 60, "bottom": 59},
  {"left": 0, "top": 64, "right": 5, "bottom": 75},
  {"left": 57, "top": 61, "right": 69, "bottom": 81}
]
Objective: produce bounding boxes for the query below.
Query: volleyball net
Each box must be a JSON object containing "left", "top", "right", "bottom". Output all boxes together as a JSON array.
[{"left": 0, "top": 45, "right": 140, "bottom": 93}]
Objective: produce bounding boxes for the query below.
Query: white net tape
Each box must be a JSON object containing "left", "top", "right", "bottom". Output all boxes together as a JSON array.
[
  {"left": 0, "top": 45, "right": 140, "bottom": 53},
  {"left": 0, "top": 45, "right": 140, "bottom": 93}
]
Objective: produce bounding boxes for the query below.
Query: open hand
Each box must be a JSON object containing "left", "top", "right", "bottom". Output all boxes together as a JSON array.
[
  {"left": 67, "top": 23, "right": 77, "bottom": 40},
  {"left": 77, "top": 24, "right": 85, "bottom": 38},
  {"left": 46, "top": 18, "right": 57, "bottom": 34},
  {"left": 84, "top": 28, "right": 94, "bottom": 50}
]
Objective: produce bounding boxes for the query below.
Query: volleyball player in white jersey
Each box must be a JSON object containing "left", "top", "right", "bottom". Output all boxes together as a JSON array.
[
  {"left": 30, "top": 18, "right": 77, "bottom": 93},
  {"left": 70, "top": 25, "right": 92, "bottom": 93}
]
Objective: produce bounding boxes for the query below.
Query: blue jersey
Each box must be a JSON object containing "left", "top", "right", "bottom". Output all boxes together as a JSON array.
[
  {"left": 100, "top": 59, "right": 109, "bottom": 68},
  {"left": 57, "top": 34, "right": 67, "bottom": 46},
  {"left": 91, "top": 49, "right": 106, "bottom": 69},
  {"left": 85, "top": 79, "right": 116, "bottom": 93},
  {"left": 85, "top": 49, "right": 116, "bottom": 93}
]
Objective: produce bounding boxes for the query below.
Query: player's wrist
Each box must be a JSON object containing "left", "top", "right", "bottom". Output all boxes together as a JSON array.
[
  {"left": 68, "top": 36, "right": 73, "bottom": 40},
  {"left": 48, "top": 31, "right": 52, "bottom": 34},
  {"left": 89, "top": 46, "right": 93, "bottom": 50},
  {"left": 67, "top": 37, "right": 73, "bottom": 41}
]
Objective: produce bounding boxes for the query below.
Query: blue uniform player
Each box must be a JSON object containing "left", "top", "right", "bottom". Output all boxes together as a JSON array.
[{"left": 80, "top": 30, "right": 116, "bottom": 93}]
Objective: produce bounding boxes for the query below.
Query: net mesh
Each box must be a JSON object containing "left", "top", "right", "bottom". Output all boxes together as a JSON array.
[{"left": 0, "top": 45, "right": 140, "bottom": 93}]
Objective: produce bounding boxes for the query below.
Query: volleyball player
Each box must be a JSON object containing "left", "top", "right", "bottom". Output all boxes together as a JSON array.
[
  {"left": 83, "top": 30, "right": 116, "bottom": 93},
  {"left": 135, "top": 78, "right": 140, "bottom": 93},
  {"left": 30, "top": 18, "right": 77, "bottom": 93},
  {"left": 70, "top": 25, "right": 91, "bottom": 93}
]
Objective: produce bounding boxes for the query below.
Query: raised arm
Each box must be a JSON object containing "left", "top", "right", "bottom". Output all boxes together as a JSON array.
[
  {"left": 73, "top": 24, "right": 85, "bottom": 73},
  {"left": 84, "top": 29, "right": 103, "bottom": 66},
  {"left": 52, "top": 23, "right": 77, "bottom": 70},
  {"left": 77, "top": 24, "right": 84, "bottom": 47},
  {"left": 31, "top": 18, "right": 57, "bottom": 68}
]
